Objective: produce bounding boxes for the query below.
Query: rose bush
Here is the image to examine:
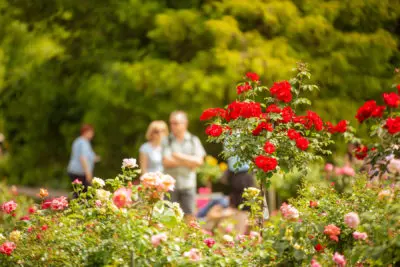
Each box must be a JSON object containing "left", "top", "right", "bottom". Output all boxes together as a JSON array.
[
  {"left": 0, "top": 159, "right": 276, "bottom": 266},
  {"left": 262, "top": 176, "right": 399, "bottom": 266}
]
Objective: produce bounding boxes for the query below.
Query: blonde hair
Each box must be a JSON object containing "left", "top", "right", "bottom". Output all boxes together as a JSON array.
[{"left": 145, "top": 121, "right": 169, "bottom": 141}]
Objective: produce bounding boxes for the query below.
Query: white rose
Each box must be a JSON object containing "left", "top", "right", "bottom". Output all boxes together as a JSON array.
[
  {"left": 223, "top": 235, "right": 234, "bottom": 243},
  {"left": 92, "top": 177, "right": 105, "bottom": 188},
  {"left": 96, "top": 189, "right": 111, "bottom": 202},
  {"left": 122, "top": 158, "right": 138, "bottom": 169}
]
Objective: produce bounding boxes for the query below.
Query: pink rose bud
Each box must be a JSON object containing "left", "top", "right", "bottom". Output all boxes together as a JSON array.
[{"left": 353, "top": 231, "right": 368, "bottom": 240}]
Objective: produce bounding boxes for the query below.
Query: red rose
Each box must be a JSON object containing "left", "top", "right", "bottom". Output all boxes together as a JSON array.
[
  {"left": 254, "top": 155, "right": 278, "bottom": 172},
  {"left": 293, "top": 115, "right": 307, "bottom": 126},
  {"left": 226, "top": 101, "right": 262, "bottom": 121},
  {"left": 263, "top": 142, "right": 276, "bottom": 154},
  {"left": 270, "top": 81, "right": 292, "bottom": 103},
  {"left": 205, "top": 124, "right": 224, "bottom": 137},
  {"left": 246, "top": 72, "right": 259, "bottom": 82},
  {"left": 314, "top": 244, "right": 325, "bottom": 252},
  {"left": 252, "top": 122, "right": 273, "bottom": 136},
  {"left": 326, "top": 120, "right": 347, "bottom": 134},
  {"left": 397, "top": 84, "right": 400, "bottom": 94},
  {"left": 266, "top": 104, "right": 281, "bottom": 113},
  {"left": 384, "top": 117, "right": 400, "bottom": 134},
  {"left": 356, "top": 100, "right": 386, "bottom": 123},
  {"left": 383, "top": 92, "right": 400, "bottom": 108},
  {"left": 296, "top": 137, "right": 309, "bottom": 150},
  {"left": 281, "top": 106, "right": 294, "bottom": 123},
  {"left": 0, "top": 242, "right": 16, "bottom": 256},
  {"left": 28, "top": 206, "right": 36, "bottom": 214},
  {"left": 354, "top": 146, "right": 368, "bottom": 160},
  {"left": 309, "top": 201, "right": 318, "bottom": 208},
  {"left": 41, "top": 225, "right": 49, "bottom": 231},
  {"left": 19, "top": 215, "right": 30, "bottom": 221},
  {"left": 200, "top": 108, "right": 227, "bottom": 121},
  {"left": 306, "top": 111, "right": 323, "bottom": 131},
  {"left": 236, "top": 82, "right": 252, "bottom": 94},
  {"left": 287, "top": 129, "right": 301, "bottom": 140}
]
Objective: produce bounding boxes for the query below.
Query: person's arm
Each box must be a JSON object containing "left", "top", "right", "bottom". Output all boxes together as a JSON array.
[
  {"left": 161, "top": 137, "right": 182, "bottom": 168},
  {"left": 162, "top": 155, "right": 182, "bottom": 168},
  {"left": 80, "top": 156, "right": 92, "bottom": 182},
  {"left": 139, "top": 152, "right": 148, "bottom": 173},
  {"left": 171, "top": 136, "right": 206, "bottom": 168},
  {"left": 171, "top": 152, "right": 203, "bottom": 168}
]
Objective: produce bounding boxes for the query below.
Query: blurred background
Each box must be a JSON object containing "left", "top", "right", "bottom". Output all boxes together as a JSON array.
[{"left": 0, "top": 0, "right": 400, "bottom": 190}]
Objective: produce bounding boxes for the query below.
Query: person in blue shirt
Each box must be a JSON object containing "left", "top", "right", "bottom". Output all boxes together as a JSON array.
[{"left": 67, "top": 124, "right": 98, "bottom": 194}]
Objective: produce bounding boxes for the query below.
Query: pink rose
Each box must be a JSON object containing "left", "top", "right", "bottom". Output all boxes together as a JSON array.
[
  {"left": 1, "top": 200, "right": 17, "bottom": 214},
  {"left": 95, "top": 200, "right": 102, "bottom": 207},
  {"left": 0, "top": 242, "right": 16, "bottom": 256},
  {"left": 112, "top": 187, "right": 132, "bottom": 208},
  {"left": 311, "top": 259, "right": 322, "bottom": 267},
  {"left": 324, "top": 224, "right": 341, "bottom": 242},
  {"left": 151, "top": 233, "right": 167, "bottom": 247},
  {"left": 333, "top": 252, "right": 346, "bottom": 267},
  {"left": 325, "top": 163, "right": 334, "bottom": 172},
  {"left": 280, "top": 203, "right": 299, "bottom": 220},
  {"left": 183, "top": 248, "right": 202, "bottom": 261},
  {"left": 353, "top": 231, "right": 368, "bottom": 240},
  {"left": 335, "top": 167, "right": 344, "bottom": 176},
  {"left": 204, "top": 238, "right": 216, "bottom": 248},
  {"left": 72, "top": 179, "right": 82, "bottom": 185},
  {"left": 344, "top": 212, "right": 360, "bottom": 229},
  {"left": 341, "top": 166, "right": 355, "bottom": 177},
  {"left": 50, "top": 196, "right": 69, "bottom": 211}
]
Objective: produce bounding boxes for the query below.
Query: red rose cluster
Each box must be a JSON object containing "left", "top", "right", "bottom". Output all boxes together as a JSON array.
[
  {"left": 326, "top": 120, "right": 347, "bottom": 134},
  {"left": 354, "top": 146, "right": 368, "bottom": 160},
  {"left": 355, "top": 100, "right": 386, "bottom": 123},
  {"left": 252, "top": 121, "right": 273, "bottom": 136},
  {"left": 201, "top": 71, "right": 344, "bottom": 174},
  {"left": 200, "top": 108, "right": 227, "bottom": 121},
  {"left": 237, "top": 82, "right": 252, "bottom": 94},
  {"left": 287, "top": 129, "right": 309, "bottom": 151},
  {"left": 270, "top": 81, "right": 292, "bottom": 103},
  {"left": 254, "top": 155, "right": 277, "bottom": 172},
  {"left": 384, "top": 117, "right": 400, "bottom": 134},
  {"left": 226, "top": 101, "right": 262, "bottom": 121}
]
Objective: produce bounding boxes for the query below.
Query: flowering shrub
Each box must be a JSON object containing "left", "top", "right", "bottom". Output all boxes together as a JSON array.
[
  {"left": 200, "top": 64, "right": 353, "bottom": 205},
  {"left": 263, "top": 176, "right": 400, "bottom": 266},
  {"left": 353, "top": 81, "right": 400, "bottom": 183},
  {"left": 0, "top": 159, "right": 277, "bottom": 266}
]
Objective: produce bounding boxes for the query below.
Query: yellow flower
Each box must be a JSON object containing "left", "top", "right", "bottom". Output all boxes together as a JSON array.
[
  {"left": 9, "top": 230, "right": 21, "bottom": 242},
  {"left": 38, "top": 188, "right": 49, "bottom": 198},
  {"left": 219, "top": 162, "right": 228, "bottom": 171},
  {"left": 205, "top": 156, "right": 218, "bottom": 166}
]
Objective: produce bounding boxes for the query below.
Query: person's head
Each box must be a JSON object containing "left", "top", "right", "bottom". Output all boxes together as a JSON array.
[
  {"left": 145, "top": 121, "right": 168, "bottom": 142},
  {"left": 80, "top": 124, "right": 95, "bottom": 140},
  {"left": 169, "top": 111, "right": 188, "bottom": 137}
]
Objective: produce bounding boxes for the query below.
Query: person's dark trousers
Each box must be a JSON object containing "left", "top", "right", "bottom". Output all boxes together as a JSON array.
[{"left": 68, "top": 173, "right": 91, "bottom": 199}]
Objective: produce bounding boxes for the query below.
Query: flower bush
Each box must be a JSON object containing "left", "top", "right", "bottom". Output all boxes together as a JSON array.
[
  {"left": 263, "top": 176, "right": 399, "bottom": 266},
  {"left": 0, "top": 159, "right": 277, "bottom": 266}
]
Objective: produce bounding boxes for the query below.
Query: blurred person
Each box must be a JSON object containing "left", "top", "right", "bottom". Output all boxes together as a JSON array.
[
  {"left": 225, "top": 155, "right": 256, "bottom": 234},
  {"left": 0, "top": 133, "right": 4, "bottom": 157},
  {"left": 162, "top": 111, "right": 206, "bottom": 217},
  {"left": 139, "top": 121, "right": 168, "bottom": 173},
  {"left": 67, "top": 124, "right": 99, "bottom": 195}
]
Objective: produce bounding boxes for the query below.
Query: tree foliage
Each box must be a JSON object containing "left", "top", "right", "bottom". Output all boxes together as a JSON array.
[{"left": 0, "top": 0, "right": 399, "bottom": 186}]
